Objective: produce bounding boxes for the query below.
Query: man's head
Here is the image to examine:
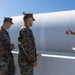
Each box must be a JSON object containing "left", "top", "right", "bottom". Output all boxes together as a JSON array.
[
  {"left": 23, "top": 12, "right": 35, "bottom": 27},
  {"left": 3, "top": 17, "right": 13, "bottom": 29}
]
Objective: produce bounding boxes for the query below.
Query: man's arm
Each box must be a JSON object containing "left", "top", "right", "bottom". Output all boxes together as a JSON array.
[
  {"left": 20, "top": 28, "right": 37, "bottom": 64},
  {"left": 65, "top": 29, "right": 75, "bottom": 35}
]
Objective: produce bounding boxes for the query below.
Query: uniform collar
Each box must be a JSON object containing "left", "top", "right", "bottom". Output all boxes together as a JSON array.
[
  {"left": 1, "top": 26, "right": 8, "bottom": 34},
  {"left": 21, "top": 25, "right": 29, "bottom": 29}
]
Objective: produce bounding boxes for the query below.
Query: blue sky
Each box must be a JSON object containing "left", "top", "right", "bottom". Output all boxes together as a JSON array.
[{"left": 0, "top": 0, "right": 75, "bottom": 21}]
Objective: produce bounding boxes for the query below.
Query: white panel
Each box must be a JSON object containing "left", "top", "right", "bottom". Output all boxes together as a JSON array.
[
  {"left": 8, "top": 10, "right": 75, "bottom": 53},
  {"left": 12, "top": 51, "right": 75, "bottom": 75}
]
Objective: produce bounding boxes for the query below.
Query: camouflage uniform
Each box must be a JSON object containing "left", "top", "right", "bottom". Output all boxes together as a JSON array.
[
  {"left": 18, "top": 25, "right": 37, "bottom": 75},
  {"left": 0, "top": 26, "right": 15, "bottom": 75}
]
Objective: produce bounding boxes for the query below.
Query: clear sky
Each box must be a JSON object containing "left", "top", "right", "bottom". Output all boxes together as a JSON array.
[{"left": 0, "top": 0, "right": 75, "bottom": 21}]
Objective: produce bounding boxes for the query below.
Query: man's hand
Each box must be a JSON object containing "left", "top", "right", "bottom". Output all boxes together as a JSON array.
[
  {"left": 33, "top": 61, "right": 37, "bottom": 67},
  {"left": 10, "top": 43, "right": 15, "bottom": 49},
  {"left": 65, "top": 29, "right": 72, "bottom": 35},
  {"left": 36, "top": 53, "right": 41, "bottom": 56}
]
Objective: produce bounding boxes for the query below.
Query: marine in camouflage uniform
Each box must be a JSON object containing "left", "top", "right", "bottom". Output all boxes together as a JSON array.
[
  {"left": 18, "top": 13, "right": 37, "bottom": 75},
  {"left": 0, "top": 18, "right": 15, "bottom": 75}
]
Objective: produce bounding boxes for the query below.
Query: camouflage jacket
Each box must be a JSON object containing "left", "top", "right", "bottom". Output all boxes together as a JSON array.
[
  {"left": 0, "top": 26, "right": 12, "bottom": 61},
  {"left": 18, "top": 25, "right": 37, "bottom": 64}
]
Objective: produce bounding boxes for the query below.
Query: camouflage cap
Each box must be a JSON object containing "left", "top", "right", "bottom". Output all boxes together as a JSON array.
[
  {"left": 23, "top": 12, "right": 35, "bottom": 21},
  {"left": 3, "top": 17, "right": 13, "bottom": 24}
]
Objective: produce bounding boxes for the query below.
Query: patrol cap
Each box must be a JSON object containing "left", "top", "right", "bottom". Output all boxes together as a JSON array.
[
  {"left": 23, "top": 12, "right": 35, "bottom": 21},
  {"left": 3, "top": 17, "right": 13, "bottom": 24}
]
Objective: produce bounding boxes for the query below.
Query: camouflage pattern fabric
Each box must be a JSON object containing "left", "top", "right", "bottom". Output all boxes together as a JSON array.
[
  {"left": 19, "top": 63, "right": 33, "bottom": 75},
  {"left": 0, "top": 26, "right": 15, "bottom": 75},
  {"left": 18, "top": 25, "right": 37, "bottom": 75}
]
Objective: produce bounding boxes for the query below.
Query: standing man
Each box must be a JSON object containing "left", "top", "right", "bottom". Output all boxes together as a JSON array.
[
  {"left": 0, "top": 17, "right": 15, "bottom": 75},
  {"left": 18, "top": 13, "right": 37, "bottom": 75}
]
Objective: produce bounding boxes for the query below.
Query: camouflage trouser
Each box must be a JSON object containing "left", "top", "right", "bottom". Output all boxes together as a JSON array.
[
  {"left": 8, "top": 56, "right": 15, "bottom": 75},
  {"left": 0, "top": 61, "right": 9, "bottom": 75},
  {"left": 0, "top": 55, "right": 15, "bottom": 75},
  {"left": 19, "top": 63, "right": 33, "bottom": 75}
]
